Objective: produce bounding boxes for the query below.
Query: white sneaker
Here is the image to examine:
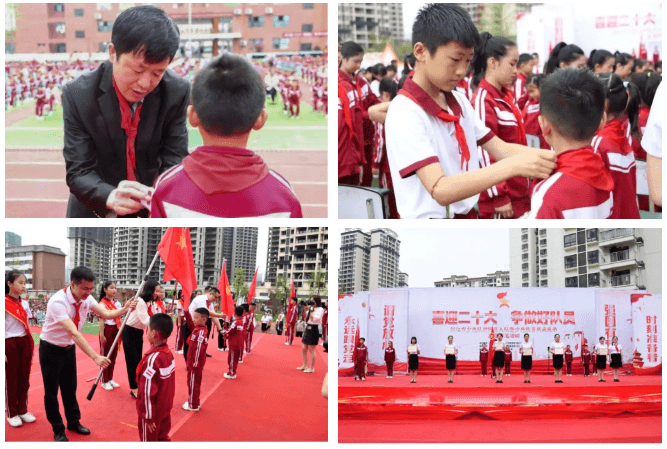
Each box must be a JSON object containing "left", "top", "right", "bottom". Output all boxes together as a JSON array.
[
  {"left": 182, "top": 402, "right": 200, "bottom": 412},
  {"left": 217, "top": 348, "right": 224, "bottom": 351},
  {"left": 239, "top": 360, "right": 243, "bottom": 363},
  {"left": 284, "top": 342, "right": 290, "bottom": 345},
  {"left": 305, "top": 368, "right": 315, "bottom": 373},
  {"left": 18, "top": 413, "right": 36, "bottom": 423},
  {"left": 7, "top": 416, "right": 22, "bottom": 427},
  {"left": 296, "top": 366, "right": 306, "bottom": 370},
  {"left": 109, "top": 380, "right": 120, "bottom": 388},
  {"left": 388, "top": 376, "right": 393, "bottom": 379},
  {"left": 175, "top": 350, "right": 183, "bottom": 354},
  {"left": 223, "top": 373, "right": 236, "bottom": 379},
  {"left": 101, "top": 382, "right": 114, "bottom": 391}
]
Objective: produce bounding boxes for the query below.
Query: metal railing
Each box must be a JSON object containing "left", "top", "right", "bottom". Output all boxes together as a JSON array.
[
  {"left": 609, "top": 274, "right": 635, "bottom": 287},
  {"left": 610, "top": 249, "right": 631, "bottom": 263},
  {"left": 600, "top": 228, "right": 634, "bottom": 242}
]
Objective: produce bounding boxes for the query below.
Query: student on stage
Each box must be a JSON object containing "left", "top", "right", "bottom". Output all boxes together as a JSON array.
[
  {"left": 504, "top": 345, "right": 512, "bottom": 376},
  {"left": 98, "top": 281, "right": 122, "bottom": 391},
  {"left": 595, "top": 336, "right": 608, "bottom": 382},
  {"left": 444, "top": 335, "right": 458, "bottom": 383},
  {"left": 493, "top": 333, "right": 506, "bottom": 383},
  {"left": 583, "top": 345, "right": 592, "bottom": 377},
  {"left": 354, "top": 337, "right": 368, "bottom": 381},
  {"left": 239, "top": 303, "right": 249, "bottom": 362},
  {"left": 609, "top": 336, "right": 623, "bottom": 382},
  {"left": 564, "top": 344, "right": 574, "bottom": 376},
  {"left": 5, "top": 271, "right": 36, "bottom": 428},
  {"left": 223, "top": 306, "right": 245, "bottom": 380},
  {"left": 385, "top": 341, "right": 396, "bottom": 378},
  {"left": 407, "top": 336, "right": 420, "bottom": 383},
  {"left": 285, "top": 297, "right": 298, "bottom": 345},
  {"left": 297, "top": 296, "right": 324, "bottom": 373},
  {"left": 519, "top": 333, "right": 533, "bottom": 383},
  {"left": 479, "top": 342, "right": 489, "bottom": 376},
  {"left": 592, "top": 347, "right": 598, "bottom": 376},
  {"left": 549, "top": 334, "right": 565, "bottom": 383},
  {"left": 136, "top": 313, "right": 175, "bottom": 442}
]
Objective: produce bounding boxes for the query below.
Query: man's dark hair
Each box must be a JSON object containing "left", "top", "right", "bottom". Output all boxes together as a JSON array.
[
  {"left": 540, "top": 68, "right": 606, "bottom": 141},
  {"left": 340, "top": 41, "right": 364, "bottom": 59},
  {"left": 71, "top": 266, "right": 95, "bottom": 284},
  {"left": 149, "top": 313, "right": 174, "bottom": 339},
  {"left": 359, "top": 337, "right": 365, "bottom": 342},
  {"left": 234, "top": 305, "right": 244, "bottom": 317},
  {"left": 194, "top": 307, "right": 210, "bottom": 319},
  {"left": 518, "top": 53, "right": 533, "bottom": 67},
  {"left": 111, "top": 5, "right": 180, "bottom": 64},
  {"left": 242, "top": 303, "right": 250, "bottom": 312},
  {"left": 204, "top": 286, "right": 212, "bottom": 293},
  {"left": 192, "top": 54, "right": 265, "bottom": 136},
  {"left": 412, "top": 4, "right": 481, "bottom": 54},
  {"left": 532, "top": 52, "right": 539, "bottom": 58},
  {"left": 208, "top": 287, "right": 220, "bottom": 295}
]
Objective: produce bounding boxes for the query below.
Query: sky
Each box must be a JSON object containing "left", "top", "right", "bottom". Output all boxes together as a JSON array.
[
  {"left": 402, "top": 2, "right": 429, "bottom": 39},
  {"left": 338, "top": 228, "right": 510, "bottom": 288},
  {"left": 5, "top": 227, "right": 269, "bottom": 280}
]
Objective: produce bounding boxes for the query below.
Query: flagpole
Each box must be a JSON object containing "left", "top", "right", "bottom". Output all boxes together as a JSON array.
[{"left": 87, "top": 249, "right": 161, "bottom": 401}]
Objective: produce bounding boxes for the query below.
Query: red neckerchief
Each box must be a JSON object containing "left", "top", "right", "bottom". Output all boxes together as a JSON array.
[
  {"left": 556, "top": 147, "right": 614, "bottom": 191},
  {"left": 398, "top": 75, "right": 470, "bottom": 170},
  {"left": 63, "top": 287, "right": 84, "bottom": 330},
  {"left": 147, "top": 300, "right": 157, "bottom": 317},
  {"left": 597, "top": 118, "right": 633, "bottom": 155},
  {"left": 155, "top": 300, "right": 166, "bottom": 314},
  {"left": 615, "top": 344, "right": 619, "bottom": 352},
  {"left": 112, "top": 76, "right": 143, "bottom": 181},
  {"left": 338, "top": 70, "right": 354, "bottom": 132},
  {"left": 101, "top": 298, "right": 121, "bottom": 327},
  {"left": 135, "top": 344, "right": 171, "bottom": 384},
  {"left": 5, "top": 294, "right": 30, "bottom": 333},
  {"left": 480, "top": 79, "right": 527, "bottom": 145}
]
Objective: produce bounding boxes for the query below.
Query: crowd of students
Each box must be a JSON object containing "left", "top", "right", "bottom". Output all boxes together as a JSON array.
[{"left": 338, "top": 3, "right": 662, "bottom": 219}]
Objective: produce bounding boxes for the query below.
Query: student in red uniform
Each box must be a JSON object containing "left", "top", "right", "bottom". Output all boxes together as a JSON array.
[
  {"left": 564, "top": 344, "right": 573, "bottom": 376},
  {"left": 582, "top": 345, "right": 591, "bottom": 377},
  {"left": 312, "top": 77, "right": 321, "bottom": 111},
  {"left": 239, "top": 304, "right": 249, "bottom": 362},
  {"left": 591, "top": 348, "right": 598, "bottom": 376},
  {"left": 352, "top": 45, "right": 381, "bottom": 186},
  {"left": 479, "top": 342, "right": 489, "bottom": 376},
  {"left": 5, "top": 271, "right": 37, "bottom": 428},
  {"left": 183, "top": 308, "right": 221, "bottom": 412},
  {"left": 513, "top": 53, "right": 534, "bottom": 110},
  {"left": 338, "top": 42, "right": 365, "bottom": 185},
  {"left": 473, "top": 33, "right": 532, "bottom": 219},
  {"left": 529, "top": 69, "right": 614, "bottom": 219},
  {"left": 150, "top": 54, "right": 303, "bottom": 218},
  {"left": 217, "top": 314, "right": 229, "bottom": 351},
  {"left": 321, "top": 79, "right": 328, "bottom": 116},
  {"left": 136, "top": 313, "right": 175, "bottom": 442},
  {"left": 522, "top": 74, "right": 550, "bottom": 149},
  {"left": 224, "top": 306, "right": 246, "bottom": 379},
  {"left": 285, "top": 297, "right": 298, "bottom": 345},
  {"left": 371, "top": 77, "right": 400, "bottom": 218},
  {"left": 544, "top": 43, "right": 586, "bottom": 75},
  {"left": 288, "top": 78, "right": 302, "bottom": 118},
  {"left": 321, "top": 302, "right": 328, "bottom": 343},
  {"left": 384, "top": 341, "right": 396, "bottom": 378},
  {"left": 98, "top": 281, "right": 122, "bottom": 391},
  {"left": 354, "top": 338, "right": 368, "bottom": 381},
  {"left": 503, "top": 345, "right": 512, "bottom": 376},
  {"left": 34, "top": 84, "right": 47, "bottom": 119},
  {"left": 588, "top": 49, "right": 615, "bottom": 74},
  {"left": 174, "top": 292, "right": 185, "bottom": 354},
  {"left": 245, "top": 303, "right": 256, "bottom": 354},
  {"left": 592, "top": 72, "right": 641, "bottom": 219}
]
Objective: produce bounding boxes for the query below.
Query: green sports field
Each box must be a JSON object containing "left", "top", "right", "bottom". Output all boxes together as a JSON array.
[{"left": 5, "top": 99, "right": 327, "bottom": 151}]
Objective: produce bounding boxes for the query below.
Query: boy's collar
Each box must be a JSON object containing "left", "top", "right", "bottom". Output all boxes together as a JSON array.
[{"left": 401, "top": 75, "right": 462, "bottom": 117}]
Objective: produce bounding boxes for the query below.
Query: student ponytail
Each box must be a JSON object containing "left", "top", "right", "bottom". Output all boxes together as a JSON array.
[
  {"left": 597, "top": 72, "right": 641, "bottom": 138},
  {"left": 545, "top": 42, "right": 585, "bottom": 74},
  {"left": 614, "top": 52, "right": 632, "bottom": 72},
  {"left": 5, "top": 270, "right": 24, "bottom": 295},
  {"left": 629, "top": 71, "right": 662, "bottom": 107},
  {"left": 471, "top": 32, "right": 516, "bottom": 79},
  {"left": 379, "top": 77, "right": 398, "bottom": 100},
  {"left": 588, "top": 49, "right": 613, "bottom": 71},
  {"left": 402, "top": 53, "right": 416, "bottom": 76}
]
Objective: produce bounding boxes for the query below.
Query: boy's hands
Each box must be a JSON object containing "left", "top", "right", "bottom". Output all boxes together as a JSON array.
[
  {"left": 509, "top": 149, "right": 556, "bottom": 179},
  {"left": 495, "top": 202, "right": 514, "bottom": 218}
]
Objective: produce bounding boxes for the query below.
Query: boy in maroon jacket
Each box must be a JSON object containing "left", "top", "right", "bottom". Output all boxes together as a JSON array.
[
  {"left": 136, "top": 314, "right": 175, "bottom": 442},
  {"left": 245, "top": 303, "right": 256, "bottom": 354},
  {"left": 565, "top": 345, "right": 574, "bottom": 376},
  {"left": 583, "top": 345, "right": 592, "bottom": 377},
  {"left": 223, "top": 306, "right": 246, "bottom": 379},
  {"left": 239, "top": 304, "right": 249, "bottom": 362},
  {"left": 384, "top": 341, "right": 396, "bottom": 378},
  {"left": 504, "top": 346, "right": 512, "bottom": 376},
  {"left": 354, "top": 338, "right": 368, "bottom": 381},
  {"left": 183, "top": 308, "right": 221, "bottom": 412},
  {"left": 285, "top": 297, "right": 298, "bottom": 345},
  {"left": 480, "top": 343, "right": 489, "bottom": 376}
]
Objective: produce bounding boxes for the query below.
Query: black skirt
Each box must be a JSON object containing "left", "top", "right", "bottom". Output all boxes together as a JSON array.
[
  {"left": 493, "top": 350, "right": 505, "bottom": 367},
  {"left": 409, "top": 353, "right": 419, "bottom": 370},
  {"left": 610, "top": 353, "right": 622, "bottom": 368},
  {"left": 553, "top": 354, "right": 564, "bottom": 369},
  {"left": 301, "top": 324, "right": 319, "bottom": 345},
  {"left": 446, "top": 354, "right": 456, "bottom": 370},
  {"left": 521, "top": 355, "right": 532, "bottom": 370},
  {"left": 597, "top": 355, "right": 607, "bottom": 369}
]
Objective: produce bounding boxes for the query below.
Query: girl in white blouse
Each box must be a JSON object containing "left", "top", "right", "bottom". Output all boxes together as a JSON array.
[
  {"left": 299, "top": 296, "right": 324, "bottom": 373},
  {"left": 407, "top": 336, "right": 420, "bottom": 383},
  {"left": 519, "top": 333, "right": 533, "bottom": 383},
  {"left": 493, "top": 333, "right": 506, "bottom": 383},
  {"left": 444, "top": 335, "right": 458, "bottom": 383},
  {"left": 609, "top": 336, "right": 623, "bottom": 382},
  {"left": 549, "top": 334, "right": 565, "bottom": 383},
  {"left": 595, "top": 336, "right": 608, "bottom": 382}
]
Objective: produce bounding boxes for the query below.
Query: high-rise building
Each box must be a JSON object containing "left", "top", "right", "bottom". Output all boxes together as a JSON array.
[
  {"left": 265, "top": 227, "right": 328, "bottom": 297},
  {"left": 398, "top": 271, "right": 409, "bottom": 287},
  {"left": 509, "top": 228, "right": 661, "bottom": 294},
  {"left": 339, "top": 228, "right": 400, "bottom": 294},
  {"left": 456, "top": 3, "right": 482, "bottom": 24},
  {"left": 434, "top": 270, "right": 510, "bottom": 288},
  {"left": 338, "top": 3, "right": 404, "bottom": 49},
  {"left": 67, "top": 228, "right": 113, "bottom": 282},
  {"left": 221, "top": 227, "right": 258, "bottom": 284},
  {"left": 5, "top": 231, "right": 22, "bottom": 248},
  {"left": 5, "top": 245, "right": 66, "bottom": 291}
]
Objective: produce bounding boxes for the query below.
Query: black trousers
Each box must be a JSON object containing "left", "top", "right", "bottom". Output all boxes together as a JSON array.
[
  {"left": 39, "top": 340, "right": 81, "bottom": 434},
  {"left": 267, "top": 87, "right": 277, "bottom": 102},
  {"left": 182, "top": 324, "right": 192, "bottom": 362},
  {"left": 206, "top": 317, "right": 213, "bottom": 339},
  {"left": 218, "top": 330, "right": 227, "bottom": 350},
  {"left": 122, "top": 325, "right": 144, "bottom": 390}
]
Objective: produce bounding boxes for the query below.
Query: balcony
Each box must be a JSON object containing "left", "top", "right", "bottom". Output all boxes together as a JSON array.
[
  {"left": 605, "top": 274, "right": 638, "bottom": 288},
  {"left": 599, "top": 250, "right": 639, "bottom": 271},
  {"left": 599, "top": 229, "right": 635, "bottom": 246}
]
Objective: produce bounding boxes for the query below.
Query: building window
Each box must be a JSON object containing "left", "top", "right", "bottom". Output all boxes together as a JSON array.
[
  {"left": 99, "top": 42, "right": 109, "bottom": 52},
  {"left": 578, "top": 252, "right": 586, "bottom": 266},
  {"left": 272, "top": 38, "right": 281, "bottom": 49},
  {"left": 521, "top": 234, "right": 528, "bottom": 242},
  {"left": 300, "top": 43, "right": 312, "bottom": 51},
  {"left": 98, "top": 20, "right": 112, "bottom": 32},
  {"left": 565, "top": 276, "right": 578, "bottom": 287},
  {"left": 522, "top": 283, "right": 529, "bottom": 287},
  {"left": 539, "top": 239, "right": 547, "bottom": 246},
  {"left": 522, "top": 273, "right": 529, "bottom": 281},
  {"left": 522, "top": 243, "right": 528, "bottom": 251},
  {"left": 75, "top": 30, "right": 85, "bottom": 38},
  {"left": 74, "top": 8, "right": 84, "bottom": 16},
  {"left": 522, "top": 263, "right": 528, "bottom": 271},
  {"left": 578, "top": 274, "right": 588, "bottom": 288},
  {"left": 587, "top": 250, "right": 598, "bottom": 265},
  {"left": 249, "top": 16, "right": 265, "bottom": 28},
  {"left": 540, "top": 280, "right": 548, "bottom": 287},
  {"left": 49, "top": 43, "right": 67, "bottom": 53},
  {"left": 6, "top": 43, "right": 15, "bottom": 54},
  {"left": 54, "top": 3, "right": 65, "bottom": 12},
  {"left": 586, "top": 229, "right": 598, "bottom": 242},
  {"left": 564, "top": 234, "right": 576, "bottom": 247},
  {"left": 540, "top": 269, "right": 547, "bottom": 276},
  {"left": 302, "top": 23, "right": 313, "bottom": 32},
  {"left": 273, "top": 15, "right": 290, "bottom": 27},
  {"left": 564, "top": 255, "right": 577, "bottom": 268},
  {"left": 540, "top": 259, "right": 547, "bottom": 266},
  {"left": 303, "top": 3, "right": 314, "bottom": 8},
  {"left": 539, "top": 248, "right": 547, "bottom": 256},
  {"left": 522, "top": 253, "right": 528, "bottom": 261},
  {"left": 588, "top": 273, "right": 600, "bottom": 287}
]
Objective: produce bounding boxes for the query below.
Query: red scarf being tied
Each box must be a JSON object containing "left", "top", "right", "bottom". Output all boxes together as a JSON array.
[
  {"left": 502, "top": 89, "right": 528, "bottom": 146},
  {"left": 399, "top": 76, "right": 470, "bottom": 170},
  {"left": 100, "top": 298, "right": 121, "bottom": 327},
  {"left": 556, "top": 147, "right": 614, "bottom": 191},
  {"left": 5, "top": 294, "right": 30, "bottom": 333},
  {"left": 597, "top": 118, "right": 633, "bottom": 155},
  {"left": 112, "top": 77, "right": 143, "bottom": 181}
]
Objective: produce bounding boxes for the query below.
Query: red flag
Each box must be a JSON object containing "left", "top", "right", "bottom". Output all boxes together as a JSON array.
[
  {"left": 290, "top": 277, "right": 295, "bottom": 299},
  {"left": 352, "top": 319, "right": 360, "bottom": 364},
  {"left": 489, "top": 326, "right": 495, "bottom": 354},
  {"left": 217, "top": 260, "right": 235, "bottom": 318},
  {"left": 157, "top": 227, "right": 197, "bottom": 311},
  {"left": 247, "top": 267, "right": 258, "bottom": 304}
]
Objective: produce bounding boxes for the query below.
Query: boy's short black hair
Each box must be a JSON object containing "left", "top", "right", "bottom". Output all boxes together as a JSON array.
[
  {"left": 192, "top": 54, "right": 265, "bottom": 137},
  {"left": 194, "top": 307, "right": 210, "bottom": 319},
  {"left": 655, "top": 61, "right": 662, "bottom": 71},
  {"left": 518, "top": 53, "right": 533, "bottom": 66},
  {"left": 149, "top": 313, "right": 174, "bottom": 339},
  {"left": 71, "top": 266, "right": 95, "bottom": 284},
  {"left": 412, "top": 3, "right": 480, "bottom": 55},
  {"left": 340, "top": 41, "right": 364, "bottom": 58},
  {"left": 379, "top": 77, "right": 398, "bottom": 99},
  {"left": 112, "top": 5, "right": 180, "bottom": 64},
  {"left": 234, "top": 305, "right": 245, "bottom": 317},
  {"left": 242, "top": 303, "right": 250, "bottom": 312},
  {"left": 359, "top": 337, "right": 365, "bottom": 342},
  {"left": 540, "top": 68, "right": 606, "bottom": 141}
]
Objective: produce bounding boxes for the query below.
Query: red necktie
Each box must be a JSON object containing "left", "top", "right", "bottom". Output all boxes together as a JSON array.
[
  {"left": 73, "top": 302, "right": 82, "bottom": 329},
  {"left": 502, "top": 89, "right": 528, "bottom": 145},
  {"left": 112, "top": 76, "right": 143, "bottom": 181}
]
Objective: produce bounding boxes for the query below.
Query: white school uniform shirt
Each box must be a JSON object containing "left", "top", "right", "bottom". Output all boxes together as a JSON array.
[
  {"left": 610, "top": 343, "right": 622, "bottom": 354},
  {"left": 40, "top": 287, "right": 98, "bottom": 346},
  {"left": 5, "top": 298, "right": 32, "bottom": 339},
  {"left": 408, "top": 344, "right": 420, "bottom": 354},
  {"left": 642, "top": 82, "right": 662, "bottom": 158},
  {"left": 306, "top": 307, "right": 324, "bottom": 325},
  {"left": 385, "top": 90, "right": 492, "bottom": 218},
  {"left": 370, "top": 79, "right": 380, "bottom": 97},
  {"left": 100, "top": 299, "right": 123, "bottom": 326},
  {"left": 595, "top": 343, "right": 609, "bottom": 354},
  {"left": 444, "top": 343, "right": 458, "bottom": 355}
]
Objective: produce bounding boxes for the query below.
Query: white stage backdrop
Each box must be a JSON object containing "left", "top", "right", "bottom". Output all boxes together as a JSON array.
[
  {"left": 338, "top": 288, "right": 659, "bottom": 368},
  {"left": 631, "top": 293, "right": 662, "bottom": 367}
]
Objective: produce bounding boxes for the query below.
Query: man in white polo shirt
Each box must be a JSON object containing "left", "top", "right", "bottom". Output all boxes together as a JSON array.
[{"left": 39, "top": 266, "right": 137, "bottom": 442}]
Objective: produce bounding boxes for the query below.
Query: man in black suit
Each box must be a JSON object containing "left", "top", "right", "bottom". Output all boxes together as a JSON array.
[{"left": 62, "top": 5, "right": 190, "bottom": 218}]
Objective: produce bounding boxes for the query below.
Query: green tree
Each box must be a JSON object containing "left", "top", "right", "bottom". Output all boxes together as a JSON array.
[
  {"left": 232, "top": 268, "right": 249, "bottom": 301},
  {"left": 275, "top": 275, "right": 290, "bottom": 313},
  {"left": 338, "top": 283, "right": 347, "bottom": 295},
  {"left": 307, "top": 267, "right": 327, "bottom": 297}
]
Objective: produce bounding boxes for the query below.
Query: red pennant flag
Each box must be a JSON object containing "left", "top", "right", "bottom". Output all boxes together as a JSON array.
[
  {"left": 489, "top": 326, "right": 495, "bottom": 355},
  {"left": 157, "top": 227, "right": 197, "bottom": 312},
  {"left": 217, "top": 260, "right": 235, "bottom": 318},
  {"left": 290, "top": 277, "right": 296, "bottom": 300},
  {"left": 352, "top": 319, "right": 360, "bottom": 364},
  {"left": 247, "top": 267, "right": 258, "bottom": 304}
]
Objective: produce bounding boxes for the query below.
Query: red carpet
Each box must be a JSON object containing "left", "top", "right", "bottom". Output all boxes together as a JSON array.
[{"left": 6, "top": 328, "right": 327, "bottom": 441}]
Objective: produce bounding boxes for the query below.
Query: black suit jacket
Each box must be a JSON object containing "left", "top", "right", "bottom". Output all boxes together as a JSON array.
[{"left": 63, "top": 60, "right": 190, "bottom": 217}]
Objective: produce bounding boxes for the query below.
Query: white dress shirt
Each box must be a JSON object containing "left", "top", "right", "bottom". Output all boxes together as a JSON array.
[
  {"left": 40, "top": 287, "right": 98, "bottom": 346},
  {"left": 5, "top": 297, "right": 31, "bottom": 338}
]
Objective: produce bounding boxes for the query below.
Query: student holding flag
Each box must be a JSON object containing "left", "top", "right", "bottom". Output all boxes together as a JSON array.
[{"left": 245, "top": 267, "right": 259, "bottom": 354}]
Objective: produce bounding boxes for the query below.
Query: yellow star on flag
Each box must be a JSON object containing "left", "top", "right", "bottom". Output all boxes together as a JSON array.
[{"left": 176, "top": 233, "right": 187, "bottom": 250}]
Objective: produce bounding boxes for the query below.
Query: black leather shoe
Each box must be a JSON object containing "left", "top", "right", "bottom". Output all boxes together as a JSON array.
[
  {"left": 54, "top": 433, "right": 69, "bottom": 442},
  {"left": 67, "top": 424, "right": 90, "bottom": 435},
  {"left": 206, "top": 354, "right": 212, "bottom": 358}
]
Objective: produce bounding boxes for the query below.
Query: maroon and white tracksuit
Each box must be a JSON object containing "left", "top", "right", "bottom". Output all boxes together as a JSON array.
[
  {"left": 285, "top": 304, "right": 297, "bottom": 345},
  {"left": 34, "top": 87, "right": 46, "bottom": 116},
  {"left": 288, "top": 86, "right": 301, "bottom": 116},
  {"left": 186, "top": 324, "right": 208, "bottom": 409},
  {"left": 224, "top": 318, "right": 245, "bottom": 377},
  {"left": 136, "top": 345, "right": 175, "bottom": 442},
  {"left": 245, "top": 311, "right": 255, "bottom": 353},
  {"left": 5, "top": 335, "right": 34, "bottom": 418},
  {"left": 384, "top": 347, "right": 395, "bottom": 376},
  {"left": 354, "top": 345, "right": 368, "bottom": 378}
]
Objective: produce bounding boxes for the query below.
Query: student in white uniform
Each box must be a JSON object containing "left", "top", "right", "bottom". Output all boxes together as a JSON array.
[
  {"left": 444, "top": 335, "right": 458, "bottom": 383},
  {"left": 493, "top": 333, "right": 506, "bottom": 383},
  {"left": 595, "top": 336, "right": 609, "bottom": 382},
  {"left": 519, "top": 333, "right": 533, "bottom": 383},
  {"left": 549, "top": 333, "right": 565, "bottom": 383},
  {"left": 407, "top": 336, "right": 420, "bottom": 383},
  {"left": 609, "top": 336, "right": 623, "bottom": 382}
]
